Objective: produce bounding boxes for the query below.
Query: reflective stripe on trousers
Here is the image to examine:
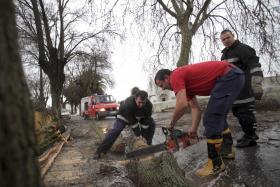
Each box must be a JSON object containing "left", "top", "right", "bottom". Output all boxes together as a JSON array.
[
  {"left": 233, "top": 97, "right": 255, "bottom": 105},
  {"left": 131, "top": 123, "right": 149, "bottom": 129}
]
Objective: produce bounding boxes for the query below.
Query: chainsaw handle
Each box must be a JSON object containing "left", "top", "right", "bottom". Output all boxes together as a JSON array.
[
  {"left": 162, "top": 127, "right": 170, "bottom": 136},
  {"left": 162, "top": 127, "right": 186, "bottom": 136}
]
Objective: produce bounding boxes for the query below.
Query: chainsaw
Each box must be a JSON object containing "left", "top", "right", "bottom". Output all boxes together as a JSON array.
[{"left": 125, "top": 127, "right": 199, "bottom": 159}]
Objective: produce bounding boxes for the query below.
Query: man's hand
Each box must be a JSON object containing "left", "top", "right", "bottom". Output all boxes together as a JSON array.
[
  {"left": 169, "top": 121, "right": 175, "bottom": 132},
  {"left": 188, "top": 127, "right": 198, "bottom": 138},
  {"left": 188, "top": 131, "right": 198, "bottom": 139},
  {"left": 251, "top": 76, "right": 263, "bottom": 100}
]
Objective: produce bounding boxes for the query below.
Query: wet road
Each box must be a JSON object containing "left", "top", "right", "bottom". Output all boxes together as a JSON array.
[
  {"left": 174, "top": 111, "right": 280, "bottom": 187},
  {"left": 44, "top": 111, "right": 280, "bottom": 187}
]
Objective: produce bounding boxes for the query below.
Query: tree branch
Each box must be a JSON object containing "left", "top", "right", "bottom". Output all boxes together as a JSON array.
[{"left": 157, "top": 0, "right": 177, "bottom": 19}]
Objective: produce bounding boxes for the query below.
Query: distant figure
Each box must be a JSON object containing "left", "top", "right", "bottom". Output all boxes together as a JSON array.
[
  {"left": 154, "top": 61, "right": 244, "bottom": 176},
  {"left": 220, "top": 29, "right": 263, "bottom": 148},
  {"left": 131, "top": 86, "right": 140, "bottom": 96},
  {"left": 93, "top": 90, "right": 155, "bottom": 159}
]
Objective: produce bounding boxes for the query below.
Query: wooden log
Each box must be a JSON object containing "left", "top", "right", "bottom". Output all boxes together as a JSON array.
[
  {"left": 125, "top": 151, "right": 190, "bottom": 187},
  {"left": 123, "top": 135, "right": 192, "bottom": 187},
  {"left": 38, "top": 129, "right": 71, "bottom": 176}
]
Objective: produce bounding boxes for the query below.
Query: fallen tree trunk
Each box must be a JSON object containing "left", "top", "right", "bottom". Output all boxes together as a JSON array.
[
  {"left": 38, "top": 129, "right": 71, "bottom": 176},
  {"left": 126, "top": 152, "right": 190, "bottom": 187},
  {"left": 93, "top": 124, "right": 193, "bottom": 186},
  {"left": 123, "top": 134, "right": 192, "bottom": 187}
]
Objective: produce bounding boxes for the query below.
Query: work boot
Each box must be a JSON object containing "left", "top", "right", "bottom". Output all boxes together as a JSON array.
[
  {"left": 221, "top": 129, "right": 235, "bottom": 159},
  {"left": 236, "top": 134, "right": 257, "bottom": 148},
  {"left": 237, "top": 132, "right": 259, "bottom": 143},
  {"left": 93, "top": 151, "right": 102, "bottom": 160},
  {"left": 196, "top": 141, "right": 225, "bottom": 177}
]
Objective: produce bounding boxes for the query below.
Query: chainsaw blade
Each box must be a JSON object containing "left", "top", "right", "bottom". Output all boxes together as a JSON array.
[{"left": 125, "top": 143, "right": 167, "bottom": 159}]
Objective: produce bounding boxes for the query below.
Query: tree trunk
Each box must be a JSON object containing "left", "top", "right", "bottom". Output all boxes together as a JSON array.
[
  {"left": 47, "top": 58, "right": 65, "bottom": 119},
  {"left": 71, "top": 103, "right": 73, "bottom": 114},
  {"left": 39, "top": 67, "right": 44, "bottom": 103},
  {"left": 74, "top": 105, "right": 77, "bottom": 114},
  {"left": 177, "top": 23, "right": 192, "bottom": 67},
  {"left": 124, "top": 136, "right": 192, "bottom": 187},
  {"left": 125, "top": 152, "right": 191, "bottom": 187},
  {"left": 0, "top": 1, "right": 42, "bottom": 186}
]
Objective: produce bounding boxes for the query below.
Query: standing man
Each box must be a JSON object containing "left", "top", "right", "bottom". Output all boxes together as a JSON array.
[
  {"left": 93, "top": 90, "right": 155, "bottom": 159},
  {"left": 154, "top": 61, "right": 244, "bottom": 176},
  {"left": 220, "top": 29, "right": 264, "bottom": 148}
]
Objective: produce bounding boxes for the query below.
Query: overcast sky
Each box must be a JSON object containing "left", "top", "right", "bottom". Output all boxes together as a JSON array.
[
  {"left": 106, "top": 34, "right": 152, "bottom": 101},
  {"left": 24, "top": 1, "right": 273, "bottom": 104}
]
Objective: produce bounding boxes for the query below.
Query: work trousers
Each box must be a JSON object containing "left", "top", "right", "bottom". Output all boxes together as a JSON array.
[
  {"left": 203, "top": 67, "right": 245, "bottom": 139},
  {"left": 232, "top": 101, "right": 257, "bottom": 136}
]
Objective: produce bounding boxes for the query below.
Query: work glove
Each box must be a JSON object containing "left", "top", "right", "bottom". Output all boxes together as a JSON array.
[{"left": 251, "top": 75, "right": 264, "bottom": 100}]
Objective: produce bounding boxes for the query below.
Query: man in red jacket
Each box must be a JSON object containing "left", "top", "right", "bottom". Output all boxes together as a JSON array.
[{"left": 154, "top": 61, "right": 244, "bottom": 177}]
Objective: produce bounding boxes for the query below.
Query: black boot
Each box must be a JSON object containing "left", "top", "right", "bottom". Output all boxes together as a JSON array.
[
  {"left": 93, "top": 148, "right": 105, "bottom": 160},
  {"left": 236, "top": 134, "right": 257, "bottom": 148},
  {"left": 236, "top": 114, "right": 258, "bottom": 146},
  {"left": 93, "top": 152, "right": 101, "bottom": 159},
  {"left": 237, "top": 132, "right": 259, "bottom": 143},
  {"left": 221, "top": 129, "right": 235, "bottom": 159}
]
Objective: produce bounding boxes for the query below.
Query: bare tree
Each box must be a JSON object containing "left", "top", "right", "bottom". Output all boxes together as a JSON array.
[
  {"left": 0, "top": 0, "right": 42, "bottom": 186},
  {"left": 65, "top": 44, "right": 114, "bottom": 98},
  {"left": 121, "top": 0, "right": 280, "bottom": 69},
  {"left": 16, "top": 0, "right": 118, "bottom": 118},
  {"left": 63, "top": 82, "right": 81, "bottom": 114},
  {"left": 26, "top": 68, "right": 50, "bottom": 106}
]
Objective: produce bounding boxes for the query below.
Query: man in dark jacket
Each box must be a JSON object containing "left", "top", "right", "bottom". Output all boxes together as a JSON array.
[
  {"left": 93, "top": 90, "right": 155, "bottom": 159},
  {"left": 220, "top": 29, "right": 264, "bottom": 148}
]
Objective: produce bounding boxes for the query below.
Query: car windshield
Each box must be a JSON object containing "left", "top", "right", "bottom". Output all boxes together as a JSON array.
[{"left": 96, "top": 95, "right": 115, "bottom": 103}]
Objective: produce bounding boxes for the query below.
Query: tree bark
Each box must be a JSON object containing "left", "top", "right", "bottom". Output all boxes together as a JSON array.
[
  {"left": 126, "top": 152, "right": 191, "bottom": 187},
  {"left": 47, "top": 56, "right": 65, "bottom": 119},
  {"left": 177, "top": 21, "right": 193, "bottom": 67},
  {"left": 0, "top": 0, "right": 42, "bottom": 186},
  {"left": 124, "top": 136, "right": 192, "bottom": 187},
  {"left": 30, "top": 0, "right": 66, "bottom": 118},
  {"left": 39, "top": 67, "right": 44, "bottom": 103}
]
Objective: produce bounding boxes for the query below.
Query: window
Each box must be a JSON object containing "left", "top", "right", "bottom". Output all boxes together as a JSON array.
[
  {"left": 84, "top": 102, "right": 88, "bottom": 110},
  {"left": 96, "top": 95, "right": 115, "bottom": 103}
]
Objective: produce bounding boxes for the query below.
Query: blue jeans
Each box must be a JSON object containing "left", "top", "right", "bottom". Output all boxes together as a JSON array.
[
  {"left": 96, "top": 118, "right": 155, "bottom": 154},
  {"left": 203, "top": 67, "right": 245, "bottom": 139}
]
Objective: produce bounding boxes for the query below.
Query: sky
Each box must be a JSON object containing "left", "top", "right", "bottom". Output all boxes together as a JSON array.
[
  {"left": 23, "top": 1, "right": 275, "bottom": 105},
  {"left": 105, "top": 3, "right": 157, "bottom": 102},
  {"left": 106, "top": 35, "right": 151, "bottom": 102}
]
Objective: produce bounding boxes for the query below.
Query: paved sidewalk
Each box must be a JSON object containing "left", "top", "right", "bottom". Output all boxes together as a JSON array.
[{"left": 44, "top": 116, "right": 97, "bottom": 186}]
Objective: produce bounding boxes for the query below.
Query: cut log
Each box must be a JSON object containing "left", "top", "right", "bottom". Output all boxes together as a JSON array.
[
  {"left": 38, "top": 129, "right": 71, "bottom": 176},
  {"left": 123, "top": 135, "right": 192, "bottom": 187},
  {"left": 125, "top": 151, "right": 191, "bottom": 187}
]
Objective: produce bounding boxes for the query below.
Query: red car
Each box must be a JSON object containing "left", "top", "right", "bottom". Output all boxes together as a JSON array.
[{"left": 81, "top": 94, "right": 119, "bottom": 120}]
